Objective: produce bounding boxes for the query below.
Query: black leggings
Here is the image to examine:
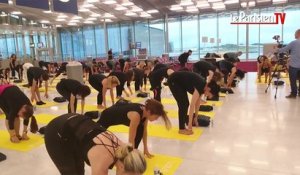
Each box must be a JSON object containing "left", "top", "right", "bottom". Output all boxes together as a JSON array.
[
  {"left": 89, "top": 80, "right": 103, "bottom": 105},
  {"left": 153, "top": 87, "right": 162, "bottom": 102},
  {"left": 168, "top": 79, "right": 189, "bottom": 130},
  {"left": 56, "top": 82, "right": 77, "bottom": 113},
  {"left": 44, "top": 114, "right": 85, "bottom": 175}
]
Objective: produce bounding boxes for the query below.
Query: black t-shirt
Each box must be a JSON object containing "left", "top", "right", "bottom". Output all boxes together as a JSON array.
[
  {"left": 193, "top": 61, "right": 216, "bottom": 77},
  {"left": 59, "top": 79, "right": 82, "bottom": 96},
  {"left": 168, "top": 71, "right": 206, "bottom": 94},
  {"left": 109, "top": 72, "right": 126, "bottom": 88},
  {"left": 28, "top": 67, "right": 46, "bottom": 81},
  {"left": 149, "top": 67, "right": 169, "bottom": 88},
  {"left": 218, "top": 60, "right": 234, "bottom": 72},
  {"left": 178, "top": 52, "right": 190, "bottom": 64},
  {"left": 153, "top": 63, "right": 168, "bottom": 72},
  {"left": 98, "top": 103, "right": 145, "bottom": 128},
  {"left": 0, "top": 86, "right": 31, "bottom": 130}
]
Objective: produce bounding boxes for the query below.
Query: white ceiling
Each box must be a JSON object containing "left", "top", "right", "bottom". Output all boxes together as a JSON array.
[{"left": 0, "top": 0, "right": 298, "bottom": 27}]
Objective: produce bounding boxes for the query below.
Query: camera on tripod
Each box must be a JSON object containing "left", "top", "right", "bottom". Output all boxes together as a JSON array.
[{"left": 273, "top": 35, "right": 288, "bottom": 65}]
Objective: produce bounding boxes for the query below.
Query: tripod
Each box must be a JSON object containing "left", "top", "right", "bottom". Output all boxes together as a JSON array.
[{"left": 265, "top": 63, "right": 285, "bottom": 99}]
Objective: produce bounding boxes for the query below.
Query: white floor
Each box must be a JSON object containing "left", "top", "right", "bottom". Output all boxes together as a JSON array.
[{"left": 1, "top": 73, "right": 300, "bottom": 175}]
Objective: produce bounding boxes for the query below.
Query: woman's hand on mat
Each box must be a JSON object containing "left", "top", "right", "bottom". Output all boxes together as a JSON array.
[
  {"left": 22, "top": 133, "right": 30, "bottom": 140},
  {"left": 10, "top": 135, "right": 20, "bottom": 143},
  {"left": 144, "top": 150, "right": 154, "bottom": 158}
]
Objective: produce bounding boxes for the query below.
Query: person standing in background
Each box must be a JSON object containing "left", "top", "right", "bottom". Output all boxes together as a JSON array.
[
  {"left": 9, "top": 54, "right": 17, "bottom": 79},
  {"left": 278, "top": 29, "right": 300, "bottom": 98},
  {"left": 178, "top": 50, "right": 192, "bottom": 69}
]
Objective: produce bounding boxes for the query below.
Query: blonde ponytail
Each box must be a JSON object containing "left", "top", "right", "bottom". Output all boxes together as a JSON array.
[{"left": 115, "top": 145, "right": 146, "bottom": 174}]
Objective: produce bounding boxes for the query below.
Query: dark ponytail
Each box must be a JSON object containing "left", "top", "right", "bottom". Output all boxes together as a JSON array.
[{"left": 30, "top": 116, "right": 38, "bottom": 133}]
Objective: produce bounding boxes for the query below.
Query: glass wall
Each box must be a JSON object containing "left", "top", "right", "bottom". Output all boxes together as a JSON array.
[
  {"left": 56, "top": 4, "right": 300, "bottom": 61},
  {"left": 149, "top": 19, "right": 165, "bottom": 57},
  {"left": 168, "top": 17, "right": 181, "bottom": 57},
  {"left": 182, "top": 16, "right": 198, "bottom": 59}
]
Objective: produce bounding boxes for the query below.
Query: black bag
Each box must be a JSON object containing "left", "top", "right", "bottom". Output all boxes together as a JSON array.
[
  {"left": 13, "top": 79, "right": 22, "bottom": 83},
  {"left": 0, "top": 152, "right": 6, "bottom": 162},
  {"left": 84, "top": 111, "right": 100, "bottom": 120},
  {"left": 197, "top": 115, "right": 211, "bottom": 127},
  {"left": 199, "top": 105, "right": 213, "bottom": 112},
  {"left": 53, "top": 97, "right": 66, "bottom": 103},
  {"left": 38, "top": 126, "right": 46, "bottom": 135},
  {"left": 220, "top": 88, "right": 234, "bottom": 94},
  {"left": 274, "top": 80, "right": 284, "bottom": 86},
  {"left": 137, "top": 92, "right": 148, "bottom": 98}
]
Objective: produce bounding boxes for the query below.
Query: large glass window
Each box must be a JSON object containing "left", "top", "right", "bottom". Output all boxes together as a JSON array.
[
  {"left": 83, "top": 26, "right": 96, "bottom": 57},
  {"left": 283, "top": 5, "right": 300, "bottom": 43},
  {"left": 120, "top": 22, "right": 134, "bottom": 57},
  {"left": 149, "top": 19, "right": 165, "bottom": 57},
  {"left": 107, "top": 24, "right": 121, "bottom": 56},
  {"left": 60, "top": 29, "right": 73, "bottom": 60},
  {"left": 0, "top": 34, "right": 8, "bottom": 59},
  {"left": 24, "top": 32, "right": 31, "bottom": 58},
  {"left": 238, "top": 24, "right": 247, "bottom": 59},
  {"left": 182, "top": 16, "right": 198, "bottom": 60},
  {"left": 200, "top": 14, "right": 217, "bottom": 57},
  {"left": 95, "top": 25, "right": 106, "bottom": 57},
  {"left": 168, "top": 17, "right": 181, "bottom": 57},
  {"left": 72, "top": 28, "right": 85, "bottom": 60},
  {"left": 6, "top": 34, "right": 16, "bottom": 57},
  {"left": 16, "top": 33, "right": 24, "bottom": 58},
  {"left": 218, "top": 12, "right": 238, "bottom": 57},
  {"left": 134, "top": 21, "right": 150, "bottom": 54}
]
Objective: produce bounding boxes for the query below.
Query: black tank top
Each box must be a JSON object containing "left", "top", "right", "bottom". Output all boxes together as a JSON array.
[
  {"left": 98, "top": 103, "right": 145, "bottom": 128},
  {"left": 59, "top": 114, "right": 110, "bottom": 166}
]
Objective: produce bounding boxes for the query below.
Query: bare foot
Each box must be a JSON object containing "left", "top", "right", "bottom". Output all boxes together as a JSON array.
[
  {"left": 178, "top": 129, "right": 193, "bottom": 135},
  {"left": 97, "top": 105, "right": 105, "bottom": 109}
]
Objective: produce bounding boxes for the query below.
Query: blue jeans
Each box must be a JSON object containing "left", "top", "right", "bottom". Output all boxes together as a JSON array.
[{"left": 288, "top": 66, "right": 300, "bottom": 95}]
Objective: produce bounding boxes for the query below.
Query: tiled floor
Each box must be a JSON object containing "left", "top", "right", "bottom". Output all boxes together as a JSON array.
[{"left": 1, "top": 72, "right": 300, "bottom": 175}]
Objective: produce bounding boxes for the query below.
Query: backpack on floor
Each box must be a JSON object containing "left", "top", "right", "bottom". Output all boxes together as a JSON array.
[
  {"left": 197, "top": 115, "right": 211, "bottom": 127},
  {"left": 53, "top": 97, "right": 66, "bottom": 103},
  {"left": 84, "top": 111, "right": 100, "bottom": 120},
  {"left": 199, "top": 105, "right": 213, "bottom": 112},
  {"left": 13, "top": 79, "right": 22, "bottom": 83},
  {"left": 220, "top": 88, "right": 234, "bottom": 94},
  {"left": 274, "top": 80, "right": 284, "bottom": 86},
  {"left": 137, "top": 92, "right": 148, "bottom": 98}
]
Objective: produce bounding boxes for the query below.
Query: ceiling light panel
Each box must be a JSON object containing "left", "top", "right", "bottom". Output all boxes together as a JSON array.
[
  {"left": 103, "top": 0, "right": 117, "bottom": 5},
  {"left": 273, "top": 0, "right": 287, "bottom": 4},
  {"left": 180, "top": 0, "right": 194, "bottom": 6},
  {"left": 90, "top": 13, "right": 101, "bottom": 17},
  {"left": 122, "top": 1, "right": 134, "bottom": 6},
  {"left": 115, "top": 5, "right": 127, "bottom": 11},
  {"left": 224, "top": 0, "right": 239, "bottom": 4},
  {"left": 147, "top": 9, "right": 159, "bottom": 14},
  {"left": 82, "top": 3, "right": 94, "bottom": 8},
  {"left": 11, "top": 11, "right": 22, "bottom": 15},
  {"left": 125, "top": 11, "right": 137, "bottom": 16},
  {"left": 170, "top": 5, "right": 183, "bottom": 11}
]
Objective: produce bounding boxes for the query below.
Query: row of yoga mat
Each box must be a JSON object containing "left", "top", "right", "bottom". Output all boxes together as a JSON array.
[{"left": 2, "top": 80, "right": 226, "bottom": 174}]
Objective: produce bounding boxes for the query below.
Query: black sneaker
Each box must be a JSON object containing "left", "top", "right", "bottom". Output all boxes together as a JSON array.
[
  {"left": 36, "top": 101, "right": 46, "bottom": 105},
  {"left": 286, "top": 94, "right": 296, "bottom": 98}
]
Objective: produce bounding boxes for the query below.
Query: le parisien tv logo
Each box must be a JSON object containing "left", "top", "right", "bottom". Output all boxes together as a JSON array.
[{"left": 231, "top": 11, "right": 286, "bottom": 25}]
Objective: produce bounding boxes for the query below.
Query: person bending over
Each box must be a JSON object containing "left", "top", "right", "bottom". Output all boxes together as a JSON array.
[
  {"left": 22, "top": 62, "right": 34, "bottom": 83},
  {"left": 9, "top": 54, "right": 17, "bottom": 79},
  {"left": 149, "top": 67, "right": 174, "bottom": 102},
  {"left": 125, "top": 70, "right": 135, "bottom": 95},
  {"left": 97, "top": 99, "right": 171, "bottom": 158},
  {"left": 193, "top": 60, "right": 222, "bottom": 83},
  {"left": 88, "top": 74, "right": 120, "bottom": 109},
  {"left": 167, "top": 72, "right": 214, "bottom": 135},
  {"left": 109, "top": 71, "right": 131, "bottom": 98},
  {"left": 56, "top": 79, "right": 91, "bottom": 114},
  {"left": 50, "top": 62, "right": 68, "bottom": 85},
  {"left": 27, "top": 67, "right": 49, "bottom": 105},
  {"left": 178, "top": 50, "right": 192, "bottom": 68},
  {"left": 45, "top": 113, "right": 146, "bottom": 175},
  {"left": 258, "top": 55, "right": 272, "bottom": 83},
  {"left": 217, "top": 59, "right": 239, "bottom": 88},
  {"left": 132, "top": 67, "right": 144, "bottom": 93},
  {"left": 223, "top": 51, "right": 242, "bottom": 63},
  {"left": 0, "top": 84, "right": 38, "bottom": 143}
]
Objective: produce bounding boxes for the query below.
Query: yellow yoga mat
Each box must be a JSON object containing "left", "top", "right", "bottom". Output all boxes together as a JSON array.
[
  {"left": 205, "top": 101, "right": 223, "bottom": 107},
  {"left": 166, "top": 110, "right": 215, "bottom": 119},
  {"left": 219, "top": 93, "right": 227, "bottom": 97},
  {"left": 39, "top": 87, "right": 56, "bottom": 92},
  {"left": 108, "top": 124, "right": 203, "bottom": 141},
  {"left": 161, "top": 98, "right": 177, "bottom": 105},
  {"left": 35, "top": 114, "right": 56, "bottom": 124},
  {"left": 0, "top": 131, "right": 44, "bottom": 152},
  {"left": 144, "top": 154, "right": 183, "bottom": 175}
]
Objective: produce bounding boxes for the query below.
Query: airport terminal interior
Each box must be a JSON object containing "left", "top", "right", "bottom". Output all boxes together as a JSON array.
[{"left": 0, "top": 0, "right": 300, "bottom": 175}]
